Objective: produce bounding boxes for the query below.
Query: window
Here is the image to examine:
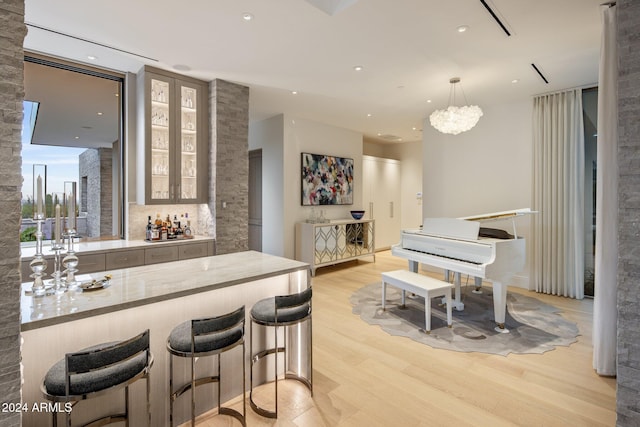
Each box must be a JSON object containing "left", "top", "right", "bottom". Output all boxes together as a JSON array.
[
  {"left": 582, "top": 87, "right": 598, "bottom": 297},
  {"left": 21, "top": 55, "right": 125, "bottom": 244}
]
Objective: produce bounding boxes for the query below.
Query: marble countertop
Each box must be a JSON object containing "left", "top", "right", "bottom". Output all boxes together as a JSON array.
[
  {"left": 20, "top": 235, "right": 214, "bottom": 260},
  {"left": 21, "top": 250, "right": 309, "bottom": 331}
]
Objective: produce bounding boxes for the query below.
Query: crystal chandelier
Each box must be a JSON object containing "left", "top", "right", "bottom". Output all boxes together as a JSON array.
[{"left": 429, "top": 77, "right": 483, "bottom": 135}]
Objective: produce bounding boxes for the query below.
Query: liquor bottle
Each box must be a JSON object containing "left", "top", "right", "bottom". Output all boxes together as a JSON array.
[
  {"left": 184, "top": 220, "right": 193, "bottom": 238},
  {"left": 160, "top": 222, "right": 168, "bottom": 240},
  {"left": 155, "top": 214, "right": 162, "bottom": 227},
  {"left": 145, "top": 216, "right": 153, "bottom": 240}
]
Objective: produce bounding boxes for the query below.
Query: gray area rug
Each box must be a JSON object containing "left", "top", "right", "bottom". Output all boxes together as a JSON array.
[{"left": 350, "top": 282, "right": 579, "bottom": 356}]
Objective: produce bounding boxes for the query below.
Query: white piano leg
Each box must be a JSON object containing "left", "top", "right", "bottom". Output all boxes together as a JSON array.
[
  {"left": 492, "top": 281, "right": 509, "bottom": 333},
  {"left": 408, "top": 260, "right": 418, "bottom": 273},
  {"left": 382, "top": 280, "right": 387, "bottom": 310},
  {"left": 451, "top": 272, "right": 464, "bottom": 311},
  {"left": 472, "top": 276, "right": 483, "bottom": 294}
]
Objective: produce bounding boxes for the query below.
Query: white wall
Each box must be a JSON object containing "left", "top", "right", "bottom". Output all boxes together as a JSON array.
[
  {"left": 249, "top": 115, "right": 362, "bottom": 259},
  {"left": 422, "top": 99, "right": 533, "bottom": 288}
]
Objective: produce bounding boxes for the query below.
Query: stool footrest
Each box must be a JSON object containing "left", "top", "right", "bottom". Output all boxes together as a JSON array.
[
  {"left": 252, "top": 346, "right": 285, "bottom": 364},
  {"left": 84, "top": 413, "right": 127, "bottom": 427},
  {"left": 170, "top": 375, "right": 220, "bottom": 402}
]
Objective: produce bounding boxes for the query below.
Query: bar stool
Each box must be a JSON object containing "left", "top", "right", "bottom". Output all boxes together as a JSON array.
[
  {"left": 167, "top": 305, "right": 246, "bottom": 426},
  {"left": 249, "top": 287, "right": 312, "bottom": 418},
  {"left": 41, "top": 329, "right": 153, "bottom": 427}
]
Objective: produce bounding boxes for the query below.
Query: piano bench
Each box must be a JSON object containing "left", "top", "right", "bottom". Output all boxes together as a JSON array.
[{"left": 381, "top": 270, "right": 453, "bottom": 333}]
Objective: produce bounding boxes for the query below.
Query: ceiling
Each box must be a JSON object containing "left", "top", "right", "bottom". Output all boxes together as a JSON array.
[
  {"left": 24, "top": 60, "right": 120, "bottom": 148},
  {"left": 23, "top": 0, "right": 604, "bottom": 145}
]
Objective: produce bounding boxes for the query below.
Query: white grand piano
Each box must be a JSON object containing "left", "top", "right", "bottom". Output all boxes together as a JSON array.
[{"left": 391, "top": 208, "right": 533, "bottom": 332}]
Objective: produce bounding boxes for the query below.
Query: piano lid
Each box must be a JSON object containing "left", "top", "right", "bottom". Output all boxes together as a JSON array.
[
  {"left": 418, "top": 208, "right": 536, "bottom": 241},
  {"left": 458, "top": 208, "right": 535, "bottom": 222}
]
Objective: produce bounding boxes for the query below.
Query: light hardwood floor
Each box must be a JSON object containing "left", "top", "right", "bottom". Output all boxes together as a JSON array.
[{"left": 191, "top": 250, "right": 616, "bottom": 426}]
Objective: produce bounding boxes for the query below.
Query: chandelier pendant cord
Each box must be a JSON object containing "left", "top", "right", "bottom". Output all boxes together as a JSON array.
[{"left": 448, "top": 81, "right": 471, "bottom": 107}]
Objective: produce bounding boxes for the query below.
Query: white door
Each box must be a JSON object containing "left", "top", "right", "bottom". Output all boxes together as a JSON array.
[{"left": 363, "top": 156, "right": 401, "bottom": 250}]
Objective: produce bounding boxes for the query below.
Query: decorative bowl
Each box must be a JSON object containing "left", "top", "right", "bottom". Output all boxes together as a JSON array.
[{"left": 350, "top": 210, "right": 365, "bottom": 220}]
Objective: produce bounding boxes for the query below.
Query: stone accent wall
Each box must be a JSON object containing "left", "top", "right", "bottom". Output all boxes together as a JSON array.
[
  {"left": 0, "top": 1, "right": 26, "bottom": 426},
  {"left": 79, "top": 148, "right": 113, "bottom": 237},
  {"left": 617, "top": 1, "right": 640, "bottom": 425},
  {"left": 210, "top": 80, "right": 249, "bottom": 254}
]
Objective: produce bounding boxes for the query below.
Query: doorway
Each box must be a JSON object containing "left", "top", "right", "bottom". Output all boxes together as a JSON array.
[{"left": 248, "top": 149, "right": 262, "bottom": 251}]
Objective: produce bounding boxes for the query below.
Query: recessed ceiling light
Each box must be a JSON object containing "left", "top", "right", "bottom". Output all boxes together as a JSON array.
[
  {"left": 412, "top": 127, "right": 417, "bottom": 131},
  {"left": 353, "top": 65, "right": 364, "bottom": 72},
  {"left": 87, "top": 55, "right": 98, "bottom": 61},
  {"left": 427, "top": 99, "right": 432, "bottom": 103},
  {"left": 457, "top": 25, "right": 469, "bottom": 33},
  {"left": 114, "top": 93, "right": 119, "bottom": 97},
  {"left": 97, "top": 112, "right": 103, "bottom": 116},
  {"left": 242, "top": 12, "right": 253, "bottom": 21},
  {"left": 74, "top": 136, "right": 79, "bottom": 139},
  {"left": 511, "top": 79, "right": 519, "bottom": 83},
  {"left": 367, "top": 113, "right": 372, "bottom": 117},
  {"left": 291, "top": 91, "right": 298, "bottom": 95}
]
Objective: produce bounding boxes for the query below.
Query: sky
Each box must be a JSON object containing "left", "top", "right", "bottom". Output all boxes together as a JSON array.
[{"left": 21, "top": 101, "right": 84, "bottom": 201}]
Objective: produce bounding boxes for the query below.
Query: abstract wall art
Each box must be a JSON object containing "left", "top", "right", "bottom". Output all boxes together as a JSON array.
[{"left": 301, "top": 152, "right": 353, "bottom": 205}]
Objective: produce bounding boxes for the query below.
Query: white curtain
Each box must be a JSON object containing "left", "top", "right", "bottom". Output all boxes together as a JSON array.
[
  {"left": 593, "top": 4, "right": 617, "bottom": 377},
  {"left": 531, "top": 89, "right": 585, "bottom": 299}
]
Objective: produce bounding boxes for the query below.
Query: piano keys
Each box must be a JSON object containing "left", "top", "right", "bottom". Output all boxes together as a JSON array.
[{"left": 391, "top": 208, "right": 533, "bottom": 332}]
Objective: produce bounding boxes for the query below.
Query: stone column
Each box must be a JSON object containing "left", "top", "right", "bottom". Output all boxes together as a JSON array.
[
  {"left": 0, "top": 1, "right": 27, "bottom": 426},
  {"left": 616, "top": 0, "right": 640, "bottom": 425},
  {"left": 79, "top": 148, "right": 113, "bottom": 238},
  {"left": 210, "top": 79, "right": 249, "bottom": 254}
]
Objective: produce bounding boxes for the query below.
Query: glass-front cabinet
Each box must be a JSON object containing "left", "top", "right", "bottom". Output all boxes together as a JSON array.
[{"left": 137, "top": 66, "right": 208, "bottom": 205}]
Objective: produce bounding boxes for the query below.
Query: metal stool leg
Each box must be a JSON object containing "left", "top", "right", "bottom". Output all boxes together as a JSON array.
[{"left": 169, "top": 354, "right": 174, "bottom": 426}]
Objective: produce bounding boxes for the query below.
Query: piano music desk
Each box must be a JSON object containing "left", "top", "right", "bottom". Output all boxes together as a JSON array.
[{"left": 381, "top": 270, "right": 453, "bottom": 333}]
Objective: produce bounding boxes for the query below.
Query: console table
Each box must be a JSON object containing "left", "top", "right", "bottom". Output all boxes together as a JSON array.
[{"left": 295, "top": 219, "right": 375, "bottom": 275}]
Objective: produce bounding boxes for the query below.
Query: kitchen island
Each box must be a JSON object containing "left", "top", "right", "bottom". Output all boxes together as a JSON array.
[{"left": 21, "top": 250, "right": 310, "bottom": 426}]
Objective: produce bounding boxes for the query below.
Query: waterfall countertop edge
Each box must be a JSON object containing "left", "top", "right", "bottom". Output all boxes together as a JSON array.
[{"left": 21, "top": 250, "right": 309, "bottom": 331}]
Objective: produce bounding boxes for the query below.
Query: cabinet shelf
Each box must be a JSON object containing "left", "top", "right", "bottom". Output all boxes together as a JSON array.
[{"left": 137, "top": 65, "right": 209, "bottom": 205}]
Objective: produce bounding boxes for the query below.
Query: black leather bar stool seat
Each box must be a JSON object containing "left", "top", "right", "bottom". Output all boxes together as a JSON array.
[
  {"left": 167, "top": 305, "right": 246, "bottom": 427},
  {"left": 42, "top": 329, "right": 153, "bottom": 427},
  {"left": 249, "top": 287, "right": 312, "bottom": 418}
]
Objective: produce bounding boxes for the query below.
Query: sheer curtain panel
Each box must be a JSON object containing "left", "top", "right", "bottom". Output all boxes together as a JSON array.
[
  {"left": 531, "top": 89, "right": 585, "bottom": 299},
  {"left": 593, "top": 4, "right": 617, "bottom": 377}
]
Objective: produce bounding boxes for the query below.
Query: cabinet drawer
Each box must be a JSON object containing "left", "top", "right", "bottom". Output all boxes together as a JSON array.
[
  {"left": 178, "top": 242, "right": 208, "bottom": 260},
  {"left": 105, "top": 249, "right": 145, "bottom": 270},
  {"left": 145, "top": 246, "right": 179, "bottom": 265},
  {"left": 76, "top": 253, "right": 106, "bottom": 274}
]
